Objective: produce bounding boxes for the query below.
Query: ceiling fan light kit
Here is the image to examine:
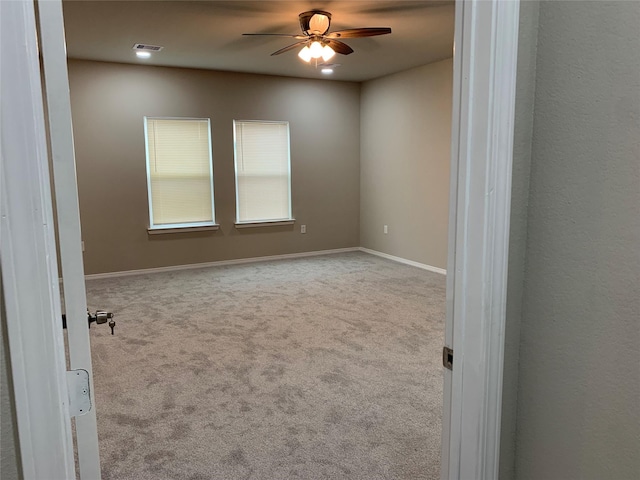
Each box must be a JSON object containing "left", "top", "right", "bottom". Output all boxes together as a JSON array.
[
  {"left": 321, "top": 45, "right": 336, "bottom": 61},
  {"left": 297, "top": 45, "right": 312, "bottom": 62},
  {"left": 297, "top": 41, "right": 336, "bottom": 63},
  {"left": 243, "top": 10, "right": 391, "bottom": 70},
  {"left": 309, "top": 40, "right": 324, "bottom": 58}
]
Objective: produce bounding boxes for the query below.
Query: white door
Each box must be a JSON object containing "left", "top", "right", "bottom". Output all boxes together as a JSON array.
[
  {"left": 1, "top": 1, "right": 75, "bottom": 478},
  {"left": 38, "top": 0, "right": 102, "bottom": 477}
]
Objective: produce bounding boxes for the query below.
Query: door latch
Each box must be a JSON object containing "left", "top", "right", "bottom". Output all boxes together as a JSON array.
[
  {"left": 66, "top": 369, "right": 91, "bottom": 417},
  {"left": 443, "top": 346, "right": 453, "bottom": 370}
]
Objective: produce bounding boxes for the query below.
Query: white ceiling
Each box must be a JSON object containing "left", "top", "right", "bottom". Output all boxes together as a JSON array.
[{"left": 62, "top": 0, "right": 454, "bottom": 82}]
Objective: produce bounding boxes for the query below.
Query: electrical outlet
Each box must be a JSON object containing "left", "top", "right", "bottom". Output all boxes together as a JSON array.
[
  {"left": 301, "top": 225, "right": 306, "bottom": 234},
  {"left": 384, "top": 225, "right": 388, "bottom": 234}
]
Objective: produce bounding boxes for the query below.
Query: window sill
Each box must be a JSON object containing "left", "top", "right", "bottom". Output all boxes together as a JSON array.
[
  {"left": 147, "top": 224, "right": 219, "bottom": 235},
  {"left": 234, "top": 219, "right": 295, "bottom": 229}
]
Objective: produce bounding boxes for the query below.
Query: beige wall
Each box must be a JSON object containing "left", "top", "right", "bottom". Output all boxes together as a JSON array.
[
  {"left": 359, "top": 59, "right": 452, "bottom": 268},
  {"left": 68, "top": 60, "right": 361, "bottom": 275},
  {"left": 514, "top": 1, "right": 640, "bottom": 479}
]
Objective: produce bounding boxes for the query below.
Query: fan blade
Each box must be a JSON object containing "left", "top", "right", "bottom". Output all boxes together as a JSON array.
[
  {"left": 324, "top": 39, "right": 354, "bottom": 55},
  {"left": 326, "top": 28, "right": 392, "bottom": 38},
  {"left": 243, "top": 33, "right": 307, "bottom": 39},
  {"left": 270, "top": 41, "right": 308, "bottom": 56}
]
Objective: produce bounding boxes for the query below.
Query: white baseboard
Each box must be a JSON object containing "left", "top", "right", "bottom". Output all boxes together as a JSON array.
[
  {"left": 358, "top": 247, "right": 447, "bottom": 275},
  {"left": 83, "top": 246, "right": 445, "bottom": 280},
  {"left": 84, "top": 247, "right": 360, "bottom": 280}
]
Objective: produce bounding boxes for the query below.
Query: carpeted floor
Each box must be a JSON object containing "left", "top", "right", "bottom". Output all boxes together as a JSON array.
[{"left": 84, "top": 252, "right": 445, "bottom": 479}]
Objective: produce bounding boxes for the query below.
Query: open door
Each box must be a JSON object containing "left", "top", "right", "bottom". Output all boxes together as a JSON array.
[
  {"left": 1, "top": 1, "right": 75, "bottom": 477},
  {"left": 37, "top": 0, "right": 102, "bottom": 477}
]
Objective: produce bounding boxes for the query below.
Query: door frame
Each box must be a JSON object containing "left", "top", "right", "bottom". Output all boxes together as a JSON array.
[
  {"left": 0, "top": 0, "right": 521, "bottom": 478},
  {"left": 441, "top": 1, "right": 520, "bottom": 478}
]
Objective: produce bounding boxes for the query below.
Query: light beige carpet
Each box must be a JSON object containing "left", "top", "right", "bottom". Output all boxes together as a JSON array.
[{"left": 85, "top": 252, "right": 445, "bottom": 479}]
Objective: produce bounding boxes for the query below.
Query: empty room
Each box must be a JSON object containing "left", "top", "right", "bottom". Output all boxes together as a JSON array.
[
  {"left": 5, "top": 1, "right": 638, "bottom": 479},
  {"left": 59, "top": 1, "right": 454, "bottom": 478}
]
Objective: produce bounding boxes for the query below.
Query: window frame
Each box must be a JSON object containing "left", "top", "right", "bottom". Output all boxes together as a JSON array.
[
  {"left": 143, "top": 116, "right": 218, "bottom": 233},
  {"left": 232, "top": 119, "right": 294, "bottom": 226}
]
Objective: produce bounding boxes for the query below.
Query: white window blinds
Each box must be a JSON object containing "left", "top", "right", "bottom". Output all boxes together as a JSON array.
[
  {"left": 233, "top": 121, "right": 292, "bottom": 223},
  {"left": 144, "top": 117, "right": 215, "bottom": 228}
]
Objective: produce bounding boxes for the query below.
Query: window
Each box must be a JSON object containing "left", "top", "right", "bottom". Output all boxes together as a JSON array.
[
  {"left": 233, "top": 120, "right": 293, "bottom": 225},
  {"left": 144, "top": 117, "right": 216, "bottom": 232}
]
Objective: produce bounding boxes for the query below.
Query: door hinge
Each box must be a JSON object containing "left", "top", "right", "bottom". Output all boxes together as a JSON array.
[
  {"left": 66, "top": 369, "right": 92, "bottom": 417},
  {"left": 443, "top": 346, "right": 453, "bottom": 370}
]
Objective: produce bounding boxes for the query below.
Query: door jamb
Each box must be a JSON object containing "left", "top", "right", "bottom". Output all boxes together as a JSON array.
[{"left": 442, "top": 1, "right": 521, "bottom": 479}]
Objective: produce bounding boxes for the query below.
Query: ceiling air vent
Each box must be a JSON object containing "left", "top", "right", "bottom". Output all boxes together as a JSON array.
[{"left": 132, "top": 43, "right": 164, "bottom": 52}]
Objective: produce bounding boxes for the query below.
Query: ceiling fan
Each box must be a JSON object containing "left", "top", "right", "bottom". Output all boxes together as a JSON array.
[{"left": 243, "top": 10, "right": 392, "bottom": 63}]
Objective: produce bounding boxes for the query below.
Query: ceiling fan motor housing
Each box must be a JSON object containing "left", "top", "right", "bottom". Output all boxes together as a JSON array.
[{"left": 299, "top": 10, "right": 332, "bottom": 36}]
